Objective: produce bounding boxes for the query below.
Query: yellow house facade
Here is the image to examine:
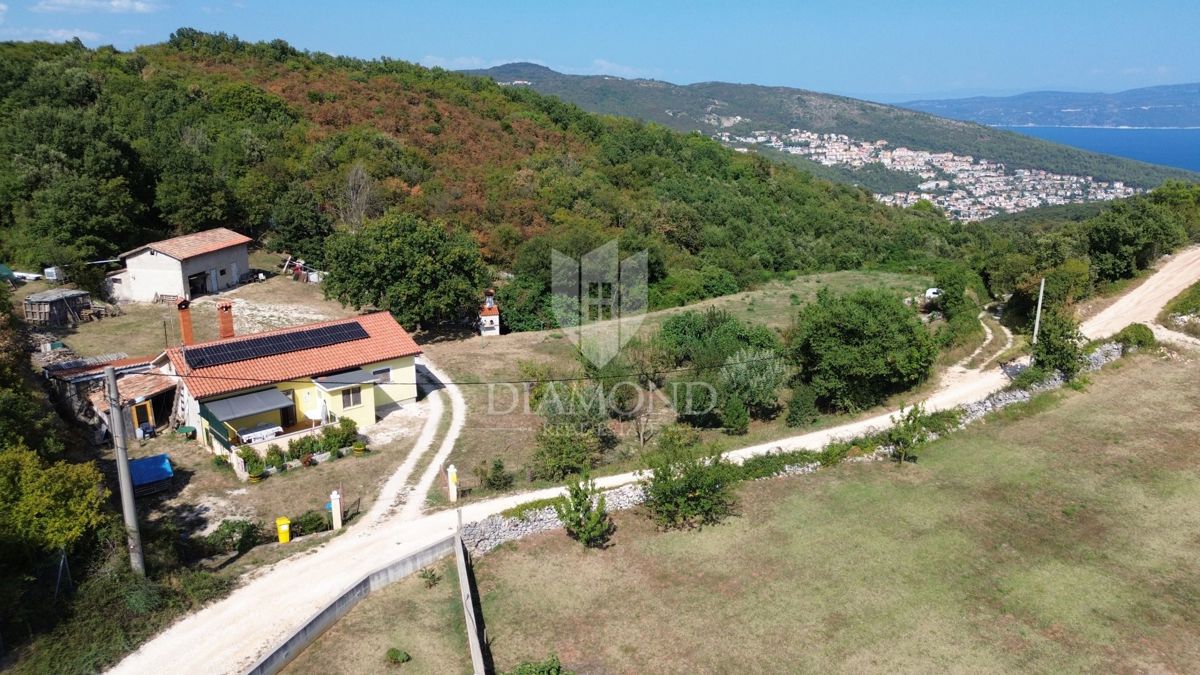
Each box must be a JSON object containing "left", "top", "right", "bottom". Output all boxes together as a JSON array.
[{"left": 158, "top": 311, "right": 422, "bottom": 455}]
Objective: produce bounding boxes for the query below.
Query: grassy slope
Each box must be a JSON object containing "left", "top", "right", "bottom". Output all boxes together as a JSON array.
[
  {"left": 469, "top": 63, "right": 1198, "bottom": 188},
  {"left": 420, "top": 270, "right": 931, "bottom": 493},
  {"left": 454, "top": 352, "right": 1200, "bottom": 672}
]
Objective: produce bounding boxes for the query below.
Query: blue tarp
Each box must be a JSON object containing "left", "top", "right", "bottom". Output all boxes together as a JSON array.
[{"left": 129, "top": 454, "right": 174, "bottom": 487}]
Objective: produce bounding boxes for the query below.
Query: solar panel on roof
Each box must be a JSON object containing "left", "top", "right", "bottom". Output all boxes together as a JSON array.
[{"left": 183, "top": 322, "right": 370, "bottom": 369}]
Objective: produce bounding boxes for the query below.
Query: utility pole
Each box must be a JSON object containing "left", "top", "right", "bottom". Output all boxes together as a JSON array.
[
  {"left": 105, "top": 366, "right": 145, "bottom": 576},
  {"left": 1031, "top": 277, "right": 1046, "bottom": 346}
]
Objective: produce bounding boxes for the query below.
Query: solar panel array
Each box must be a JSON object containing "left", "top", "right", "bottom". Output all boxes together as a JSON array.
[{"left": 182, "top": 322, "right": 369, "bottom": 369}]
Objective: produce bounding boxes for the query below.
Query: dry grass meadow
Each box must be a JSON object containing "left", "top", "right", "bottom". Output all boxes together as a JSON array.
[
  {"left": 294, "top": 349, "right": 1200, "bottom": 673},
  {"left": 422, "top": 270, "right": 931, "bottom": 498}
]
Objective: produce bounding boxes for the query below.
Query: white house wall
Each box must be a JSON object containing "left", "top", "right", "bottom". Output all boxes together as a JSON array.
[{"left": 119, "top": 245, "right": 250, "bottom": 302}]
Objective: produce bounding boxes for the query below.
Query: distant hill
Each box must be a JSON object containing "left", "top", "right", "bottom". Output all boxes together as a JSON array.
[
  {"left": 466, "top": 63, "right": 1197, "bottom": 188},
  {"left": 901, "top": 83, "right": 1200, "bottom": 128}
]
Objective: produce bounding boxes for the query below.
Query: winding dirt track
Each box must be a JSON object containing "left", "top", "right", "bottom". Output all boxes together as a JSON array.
[{"left": 108, "top": 247, "right": 1200, "bottom": 675}]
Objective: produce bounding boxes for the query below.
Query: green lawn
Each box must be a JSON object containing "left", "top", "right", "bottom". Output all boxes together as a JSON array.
[{"left": 462, "top": 352, "right": 1200, "bottom": 673}]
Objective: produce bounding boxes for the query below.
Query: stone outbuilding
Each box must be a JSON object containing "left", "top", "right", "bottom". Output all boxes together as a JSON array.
[{"left": 108, "top": 228, "right": 252, "bottom": 302}]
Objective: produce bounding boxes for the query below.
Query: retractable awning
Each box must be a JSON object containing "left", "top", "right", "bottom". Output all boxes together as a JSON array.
[
  {"left": 312, "top": 368, "right": 379, "bottom": 391},
  {"left": 203, "top": 389, "right": 293, "bottom": 422}
]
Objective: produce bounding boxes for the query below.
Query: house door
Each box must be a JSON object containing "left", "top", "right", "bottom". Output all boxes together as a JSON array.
[
  {"left": 207, "top": 269, "right": 219, "bottom": 293},
  {"left": 231, "top": 262, "right": 239, "bottom": 286},
  {"left": 280, "top": 390, "right": 297, "bottom": 428},
  {"left": 133, "top": 402, "right": 154, "bottom": 428}
]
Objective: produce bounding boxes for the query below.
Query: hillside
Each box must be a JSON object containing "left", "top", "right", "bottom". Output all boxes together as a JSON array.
[
  {"left": 902, "top": 82, "right": 1200, "bottom": 128},
  {"left": 0, "top": 30, "right": 973, "bottom": 328},
  {"left": 467, "top": 63, "right": 1196, "bottom": 188}
]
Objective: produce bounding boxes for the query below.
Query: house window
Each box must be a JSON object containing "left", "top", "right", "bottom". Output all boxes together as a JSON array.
[
  {"left": 219, "top": 268, "right": 227, "bottom": 276},
  {"left": 342, "top": 386, "right": 362, "bottom": 408},
  {"left": 372, "top": 367, "right": 391, "bottom": 383}
]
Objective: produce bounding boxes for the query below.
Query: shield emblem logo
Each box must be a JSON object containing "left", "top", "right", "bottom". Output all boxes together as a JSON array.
[{"left": 551, "top": 241, "right": 648, "bottom": 367}]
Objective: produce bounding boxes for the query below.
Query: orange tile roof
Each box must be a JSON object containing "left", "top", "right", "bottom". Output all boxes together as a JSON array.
[
  {"left": 166, "top": 312, "right": 422, "bottom": 399},
  {"left": 480, "top": 305, "right": 499, "bottom": 317},
  {"left": 122, "top": 228, "right": 252, "bottom": 261},
  {"left": 88, "top": 373, "right": 176, "bottom": 413}
]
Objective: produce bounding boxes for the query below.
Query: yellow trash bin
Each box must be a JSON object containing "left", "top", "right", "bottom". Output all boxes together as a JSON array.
[{"left": 275, "top": 516, "right": 291, "bottom": 544}]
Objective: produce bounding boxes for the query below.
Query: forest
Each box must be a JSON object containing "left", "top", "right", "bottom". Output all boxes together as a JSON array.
[{"left": 1, "top": 30, "right": 975, "bottom": 328}]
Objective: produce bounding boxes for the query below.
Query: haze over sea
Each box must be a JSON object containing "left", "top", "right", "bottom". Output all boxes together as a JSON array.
[{"left": 1000, "top": 126, "right": 1200, "bottom": 173}]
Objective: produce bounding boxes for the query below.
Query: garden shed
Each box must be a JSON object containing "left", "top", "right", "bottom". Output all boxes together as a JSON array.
[{"left": 23, "top": 288, "right": 91, "bottom": 327}]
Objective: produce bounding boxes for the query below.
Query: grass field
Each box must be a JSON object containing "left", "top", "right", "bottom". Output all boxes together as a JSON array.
[
  {"left": 421, "top": 270, "right": 930, "bottom": 498},
  {"left": 302, "top": 349, "right": 1200, "bottom": 673},
  {"left": 283, "top": 558, "right": 469, "bottom": 675}
]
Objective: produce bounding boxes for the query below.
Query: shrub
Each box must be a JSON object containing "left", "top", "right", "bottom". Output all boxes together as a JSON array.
[
  {"left": 1113, "top": 322, "right": 1156, "bottom": 351},
  {"left": 787, "top": 288, "right": 937, "bottom": 412},
  {"left": 321, "top": 417, "right": 359, "bottom": 452},
  {"left": 785, "top": 384, "right": 818, "bottom": 428},
  {"left": 177, "top": 569, "right": 233, "bottom": 607},
  {"left": 287, "top": 434, "right": 321, "bottom": 460},
  {"left": 886, "top": 403, "right": 934, "bottom": 465},
  {"left": 237, "top": 445, "right": 264, "bottom": 476},
  {"left": 553, "top": 474, "right": 614, "bottom": 548},
  {"left": 642, "top": 454, "right": 736, "bottom": 529},
  {"left": 504, "top": 655, "right": 573, "bottom": 675},
  {"left": 530, "top": 426, "right": 600, "bottom": 480},
  {"left": 212, "top": 455, "right": 231, "bottom": 471},
  {"left": 719, "top": 347, "right": 786, "bottom": 418},
  {"left": 721, "top": 395, "right": 749, "bottom": 435},
  {"left": 474, "top": 458, "right": 515, "bottom": 490},
  {"left": 417, "top": 567, "right": 442, "bottom": 588},
  {"left": 1010, "top": 364, "right": 1051, "bottom": 390},
  {"left": 265, "top": 445, "right": 286, "bottom": 471},
  {"left": 205, "top": 519, "right": 262, "bottom": 554},
  {"left": 1031, "top": 308, "right": 1086, "bottom": 380},
  {"left": 292, "top": 509, "right": 331, "bottom": 536},
  {"left": 385, "top": 647, "right": 412, "bottom": 665}
]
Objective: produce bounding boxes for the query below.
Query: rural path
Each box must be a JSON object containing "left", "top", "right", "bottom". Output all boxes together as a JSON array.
[
  {"left": 108, "top": 246, "right": 1200, "bottom": 675},
  {"left": 398, "top": 359, "right": 468, "bottom": 521}
]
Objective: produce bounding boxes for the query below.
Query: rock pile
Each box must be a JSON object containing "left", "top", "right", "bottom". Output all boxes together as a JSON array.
[
  {"left": 460, "top": 483, "right": 648, "bottom": 555},
  {"left": 961, "top": 342, "right": 1123, "bottom": 424}
]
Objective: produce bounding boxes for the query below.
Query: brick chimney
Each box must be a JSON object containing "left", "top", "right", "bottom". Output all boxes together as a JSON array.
[
  {"left": 177, "top": 299, "right": 194, "bottom": 346},
  {"left": 217, "top": 300, "right": 235, "bottom": 339}
]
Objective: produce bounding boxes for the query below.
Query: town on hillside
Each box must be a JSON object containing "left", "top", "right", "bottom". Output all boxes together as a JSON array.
[{"left": 720, "top": 129, "right": 1139, "bottom": 220}]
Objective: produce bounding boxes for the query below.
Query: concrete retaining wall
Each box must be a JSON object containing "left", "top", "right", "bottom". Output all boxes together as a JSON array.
[{"left": 243, "top": 535, "right": 456, "bottom": 675}]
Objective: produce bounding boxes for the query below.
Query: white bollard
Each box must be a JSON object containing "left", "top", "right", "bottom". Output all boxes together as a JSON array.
[
  {"left": 330, "top": 489, "right": 343, "bottom": 530},
  {"left": 447, "top": 464, "right": 458, "bottom": 503}
]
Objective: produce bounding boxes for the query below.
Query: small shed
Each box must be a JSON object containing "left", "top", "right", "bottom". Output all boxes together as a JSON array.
[{"left": 23, "top": 289, "right": 91, "bottom": 327}]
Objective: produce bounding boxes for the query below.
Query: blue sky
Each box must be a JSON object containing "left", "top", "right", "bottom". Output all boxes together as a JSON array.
[{"left": 1, "top": 0, "right": 1197, "bottom": 101}]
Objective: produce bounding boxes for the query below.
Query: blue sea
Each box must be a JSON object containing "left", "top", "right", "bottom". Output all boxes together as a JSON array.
[{"left": 998, "top": 126, "right": 1200, "bottom": 173}]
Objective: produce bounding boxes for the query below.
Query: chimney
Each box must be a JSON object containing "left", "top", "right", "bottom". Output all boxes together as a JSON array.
[
  {"left": 177, "top": 299, "right": 194, "bottom": 346},
  {"left": 217, "top": 300, "right": 235, "bottom": 339}
]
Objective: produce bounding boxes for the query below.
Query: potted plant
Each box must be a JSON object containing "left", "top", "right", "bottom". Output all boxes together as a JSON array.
[
  {"left": 352, "top": 440, "right": 367, "bottom": 457},
  {"left": 245, "top": 456, "right": 265, "bottom": 483}
]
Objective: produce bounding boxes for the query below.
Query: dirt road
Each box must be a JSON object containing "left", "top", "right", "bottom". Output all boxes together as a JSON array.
[
  {"left": 1080, "top": 246, "right": 1200, "bottom": 339},
  {"left": 108, "top": 246, "right": 1200, "bottom": 675}
]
